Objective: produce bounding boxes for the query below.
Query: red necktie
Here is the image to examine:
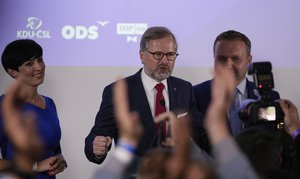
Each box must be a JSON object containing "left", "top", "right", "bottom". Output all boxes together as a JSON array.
[{"left": 155, "top": 83, "right": 166, "bottom": 141}]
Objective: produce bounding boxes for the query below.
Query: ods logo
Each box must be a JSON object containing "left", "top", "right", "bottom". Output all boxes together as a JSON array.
[{"left": 61, "top": 25, "right": 99, "bottom": 40}]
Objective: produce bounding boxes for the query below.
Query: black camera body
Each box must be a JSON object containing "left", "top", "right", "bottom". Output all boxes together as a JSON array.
[{"left": 238, "top": 62, "right": 284, "bottom": 128}]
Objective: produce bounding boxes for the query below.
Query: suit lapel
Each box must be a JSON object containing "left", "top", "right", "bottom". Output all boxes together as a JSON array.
[
  {"left": 128, "top": 70, "right": 156, "bottom": 132},
  {"left": 167, "top": 77, "right": 177, "bottom": 111}
]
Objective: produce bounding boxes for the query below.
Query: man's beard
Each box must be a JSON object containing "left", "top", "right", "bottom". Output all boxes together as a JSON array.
[{"left": 148, "top": 69, "right": 172, "bottom": 82}]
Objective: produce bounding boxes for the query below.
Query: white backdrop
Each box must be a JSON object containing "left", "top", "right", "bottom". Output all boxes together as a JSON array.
[{"left": 1, "top": 66, "right": 300, "bottom": 179}]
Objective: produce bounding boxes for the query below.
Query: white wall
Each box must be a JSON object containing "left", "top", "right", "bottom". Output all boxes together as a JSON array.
[{"left": 1, "top": 66, "right": 300, "bottom": 179}]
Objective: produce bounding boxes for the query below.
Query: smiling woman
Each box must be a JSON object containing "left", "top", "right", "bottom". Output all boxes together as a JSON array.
[
  {"left": 14, "top": 56, "right": 45, "bottom": 89},
  {"left": 0, "top": 39, "right": 67, "bottom": 179}
]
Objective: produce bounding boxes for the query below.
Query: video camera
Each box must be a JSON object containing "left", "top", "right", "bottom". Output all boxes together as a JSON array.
[{"left": 238, "top": 62, "right": 284, "bottom": 129}]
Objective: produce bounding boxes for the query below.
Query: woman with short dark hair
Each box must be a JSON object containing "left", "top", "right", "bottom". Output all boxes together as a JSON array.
[{"left": 0, "top": 39, "right": 67, "bottom": 179}]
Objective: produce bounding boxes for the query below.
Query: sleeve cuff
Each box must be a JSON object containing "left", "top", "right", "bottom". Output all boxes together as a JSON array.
[
  {"left": 95, "top": 152, "right": 107, "bottom": 161},
  {"left": 114, "top": 145, "right": 134, "bottom": 164}
]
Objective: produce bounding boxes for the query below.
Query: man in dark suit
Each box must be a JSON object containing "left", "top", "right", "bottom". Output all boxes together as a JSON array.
[
  {"left": 192, "top": 30, "right": 280, "bottom": 153},
  {"left": 85, "top": 26, "right": 196, "bottom": 164}
]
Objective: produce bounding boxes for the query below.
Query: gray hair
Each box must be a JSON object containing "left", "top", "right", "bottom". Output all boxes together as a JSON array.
[{"left": 140, "top": 26, "right": 177, "bottom": 52}]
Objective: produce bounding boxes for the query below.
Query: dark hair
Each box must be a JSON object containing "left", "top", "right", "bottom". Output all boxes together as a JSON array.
[
  {"left": 140, "top": 26, "right": 177, "bottom": 52},
  {"left": 1, "top": 39, "right": 43, "bottom": 74},
  {"left": 213, "top": 30, "right": 251, "bottom": 55},
  {"left": 137, "top": 148, "right": 173, "bottom": 179},
  {"left": 236, "top": 128, "right": 282, "bottom": 172},
  {"left": 137, "top": 148, "right": 218, "bottom": 179}
]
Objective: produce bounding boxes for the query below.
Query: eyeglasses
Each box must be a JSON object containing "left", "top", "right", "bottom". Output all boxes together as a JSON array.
[{"left": 145, "top": 50, "right": 179, "bottom": 61}]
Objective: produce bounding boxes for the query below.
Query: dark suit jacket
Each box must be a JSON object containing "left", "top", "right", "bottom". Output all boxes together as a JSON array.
[
  {"left": 295, "top": 134, "right": 300, "bottom": 166},
  {"left": 85, "top": 69, "right": 196, "bottom": 164},
  {"left": 192, "top": 79, "right": 280, "bottom": 154}
]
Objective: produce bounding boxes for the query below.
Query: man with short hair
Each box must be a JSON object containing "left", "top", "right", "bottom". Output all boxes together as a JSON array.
[
  {"left": 85, "top": 26, "right": 196, "bottom": 165},
  {"left": 192, "top": 30, "right": 280, "bottom": 153}
]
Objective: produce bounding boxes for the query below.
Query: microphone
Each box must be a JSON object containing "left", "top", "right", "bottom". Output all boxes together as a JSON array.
[
  {"left": 160, "top": 99, "right": 166, "bottom": 110},
  {"left": 159, "top": 99, "right": 171, "bottom": 138}
]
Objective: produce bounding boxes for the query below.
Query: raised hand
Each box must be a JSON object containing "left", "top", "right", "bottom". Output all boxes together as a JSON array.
[
  {"left": 1, "top": 79, "right": 43, "bottom": 172},
  {"left": 205, "top": 64, "right": 236, "bottom": 145},
  {"left": 279, "top": 99, "right": 300, "bottom": 135},
  {"left": 154, "top": 111, "right": 191, "bottom": 179},
  {"left": 113, "top": 79, "right": 142, "bottom": 146}
]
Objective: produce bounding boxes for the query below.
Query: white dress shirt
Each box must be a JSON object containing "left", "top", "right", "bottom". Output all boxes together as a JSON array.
[{"left": 141, "top": 68, "right": 170, "bottom": 117}]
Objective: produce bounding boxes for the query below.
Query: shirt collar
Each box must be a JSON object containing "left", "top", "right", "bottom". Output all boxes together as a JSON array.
[{"left": 236, "top": 77, "right": 247, "bottom": 95}]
